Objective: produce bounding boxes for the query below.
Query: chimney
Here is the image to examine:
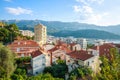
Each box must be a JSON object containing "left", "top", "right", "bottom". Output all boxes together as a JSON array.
[
  {"left": 50, "top": 52, "right": 52, "bottom": 65},
  {"left": 18, "top": 42, "right": 20, "bottom": 45},
  {"left": 97, "top": 45, "right": 99, "bottom": 51}
]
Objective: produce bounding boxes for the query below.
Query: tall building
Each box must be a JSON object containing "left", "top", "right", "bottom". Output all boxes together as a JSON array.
[
  {"left": 76, "top": 38, "right": 87, "bottom": 50},
  {"left": 34, "top": 24, "right": 47, "bottom": 46}
]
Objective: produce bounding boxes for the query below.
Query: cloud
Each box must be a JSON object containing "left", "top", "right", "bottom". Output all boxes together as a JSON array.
[
  {"left": 4, "top": 0, "right": 11, "bottom": 1},
  {"left": 6, "top": 7, "right": 32, "bottom": 15},
  {"left": 76, "top": 0, "right": 104, "bottom": 5},
  {"left": 73, "top": 5, "right": 93, "bottom": 16},
  {"left": 73, "top": 5, "right": 109, "bottom": 25},
  {"left": 73, "top": 0, "right": 109, "bottom": 25}
]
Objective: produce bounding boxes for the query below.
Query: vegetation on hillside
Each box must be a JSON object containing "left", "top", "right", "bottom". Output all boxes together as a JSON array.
[
  {"left": 0, "top": 23, "right": 19, "bottom": 44},
  {"left": 51, "top": 29, "right": 120, "bottom": 39},
  {"left": 93, "top": 48, "right": 120, "bottom": 80},
  {"left": 0, "top": 43, "right": 16, "bottom": 79},
  {"left": 44, "top": 59, "right": 68, "bottom": 78}
]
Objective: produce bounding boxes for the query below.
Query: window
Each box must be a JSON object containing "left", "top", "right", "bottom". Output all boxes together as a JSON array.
[
  {"left": 42, "top": 63, "right": 45, "bottom": 66},
  {"left": 43, "top": 56, "right": 45, "bottom": 58},
  {"left": 88, "top": 62, "right": 90, "bottom": 66},
  {"left": 36, "top": 72, "right": 38, "bottom": 74}
]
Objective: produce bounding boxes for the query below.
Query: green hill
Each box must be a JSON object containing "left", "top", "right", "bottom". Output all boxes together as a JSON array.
[
  {"left": 2, "top": 20, "right": 120, "bottom": 39},
  {"left": 50, "top": 29, "right": 120, "bottom": 39}
]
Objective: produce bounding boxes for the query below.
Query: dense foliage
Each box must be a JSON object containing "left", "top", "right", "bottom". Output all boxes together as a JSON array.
[
  {"left": 11, "top": 68, "right": 27, "bottom": 80},
  {"left": 27, "top": 73, "right": 63, "bottom": 80},
  {"left": 93, "top": 48, "right": 120, "bottom": 80},
  {"left": 44, "top": 60, "right": 68, "bottom": 78},
  {"left": 0, "top": 23, "right": 19, "bottom": 44},
  {"left": 69, "top": 66, "right": 92, "bottom": 80},
  {"left": 0, "top": 43, "right": 16, "bottom": 79}
]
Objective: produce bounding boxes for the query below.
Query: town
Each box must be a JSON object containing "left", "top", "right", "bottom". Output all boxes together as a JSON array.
[{"left": 0, "top": 22, "right": 120, "bottom": 80}]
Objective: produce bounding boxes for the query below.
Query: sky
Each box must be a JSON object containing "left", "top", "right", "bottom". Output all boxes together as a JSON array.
[{"left": 0, "top": 0, "right": 120, "bottom": 26}]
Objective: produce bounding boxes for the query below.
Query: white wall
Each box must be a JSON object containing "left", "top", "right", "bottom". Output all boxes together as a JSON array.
[{"left": 32, "top": 54, "right": 46, "bottom": 75}]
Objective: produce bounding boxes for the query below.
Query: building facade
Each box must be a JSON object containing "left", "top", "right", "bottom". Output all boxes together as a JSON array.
[
  {"left": 66, "top": 49, "right": 100, "bottom": 73},
  {"left": 8, "top": 40, "right": 40, "bottom": 58},
  {"left": 34, "top": 24, "right": 47, "bottom": 46},
  {"left": 31, "top": 50, "right": 46, "bottom": 75},
  {"left": 20, "top": 30, "right": 34, "bottom": 37},
  {"left": 76, "top": 38, "right": 87, "bottom": 50}
]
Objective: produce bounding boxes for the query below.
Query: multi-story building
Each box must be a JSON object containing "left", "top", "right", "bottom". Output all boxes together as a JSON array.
[
  {"left": 76, "top": 38, "right": 87, "bottom": 50},
  {"left": 20, "top": 30, "right": 34, "bottom": 37},
  {"left": 34, "top": 24, "right": 47, "bottom": 46},
  {"left": 8, "top": 40, "right": 40, "bottom": 58},
  {"left": 66, "top": 49, "right": 100, "bottom": 73},
  {"left": 92, "top": 43, "right": 116, "bottom": 59},
  {"left": 31, "top": 50, "right": 46, "bottom": 75}
]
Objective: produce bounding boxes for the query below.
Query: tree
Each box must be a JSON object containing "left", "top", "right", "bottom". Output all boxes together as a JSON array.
[
  {"left": 69, "top": 66, "right": 92, "bottom": 80},
  {"left": 94, "top": 48, "right": 120, "bottom": 80},
  {"left": 11, "top": 68, "right": 27, "bottom": 80},
  {"left": 0, "top": 23, "right": 20, "bottom": 44},
  {"left": 0, "top": 43, "right": 16, "bottom": 79},
  {"left": 44, "top": 60, "right": 68, "bottom": 78},
  {"left": 0, "top": 28, "right": 10, "bottom": 44},
  {"left": 5, "top": 24, "right": 19, "bottom": 42},
  {"left": 27, "top": 73, "right": 63, "bottom": 80}
]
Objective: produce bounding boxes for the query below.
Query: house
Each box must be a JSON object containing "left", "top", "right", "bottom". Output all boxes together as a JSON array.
[
  {"left": 68, "top": 43, "right": 81, "bottom": 51},
  {"left": 47, "top": 46, "right": 66, "bottom": 64},
  {"left": 43, "top": 42, "right": 71, "bottom": 65},
  {"left": 92, "top": 43, "right": 116, "bottom": 59},
  {"left": 8, "top": 40, "right": 40, "bottom": 57},
  {"left": 31, "top": 50, "right": 46, "bottom": 75},
  {"left": 66, "top": 49, "right": 100, "bottom": 73},
  {"left": 19, "top": 30, "right": 34, "bottom": 37}
]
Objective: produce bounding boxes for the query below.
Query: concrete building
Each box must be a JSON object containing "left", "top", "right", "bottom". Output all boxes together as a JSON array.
[
  {"left": 7, "top": 40, "right": 40, "bottom": 58},
  {"left": 31, "top": 50, "right": 46, "bottom": 75},
  {"left": 68, "top": 43, "right": 81, "bottom": 51},
  {"left": 20, "top": 30, "right": 34, "bottom": 37},
  {"left": 92, "top": 43, "right": 116, "bottom": 59},
  {"left": 76, "top": 38, "right": 87, "bottom": 50},
  {"left": 66, "top": 49, "right": 100, "bottom": 73},
  {"left": 34, "top": 24, "right": 47, "bottom": 46}
]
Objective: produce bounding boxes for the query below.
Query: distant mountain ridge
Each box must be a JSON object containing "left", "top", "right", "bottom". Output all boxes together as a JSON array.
[
  {"left": 50, "top": 29, "right": 120, "bottom": 39},
  {"left": 1, "top": 20, "right": 120, "bottom": 39}
]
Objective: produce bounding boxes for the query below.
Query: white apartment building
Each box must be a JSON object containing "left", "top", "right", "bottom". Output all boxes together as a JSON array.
[
  {"left": 31, "top": 50, "right": 46, "bottom": 75},
  {"left": 20, "top": 30, "right": 34, "bottom": 37},
  {"left": 34, "top": 24, "right": 47, "bottom": 46},
  {"left": 76, "top": 38, "right": 87, "bottom": 50}
]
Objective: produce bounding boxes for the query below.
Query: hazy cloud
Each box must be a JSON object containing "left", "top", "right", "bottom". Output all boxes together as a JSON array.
[
  {"left": 4, "top": 0, "right": 12, "bottom": 2},
  {"left": 6, "top": 7, "right": 32, "bottom": 15},
  {"left": 76, "top": 0, "right": 104, "bottom": 5},
  {"left": 73, "top": 0, "right": 109, "bottom": 25}
]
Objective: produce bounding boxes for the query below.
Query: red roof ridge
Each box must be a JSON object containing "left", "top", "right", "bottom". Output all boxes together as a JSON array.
[
  {"left": 31, "top": 49, "right": 43, "bottom": 58},
  {"left": 67, "top": 50, "right": 94, "bottom": 61}
]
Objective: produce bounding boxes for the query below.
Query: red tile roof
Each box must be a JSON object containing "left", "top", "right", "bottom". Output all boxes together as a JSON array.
[
  {"left": 31, "top": 50, "right": 43, "bottom": 58},
  {"left": 8, "top": 40, "right": 39, "bottom": 47},
  {"left": 67, "top": 50, "right": 94, "bottom": 61},
  {"left": 48, "top": 47, "right": 59, "bottom": 52},
  {"left": 92, "top": 43, "right": 115, "bottom": 58},
  {"left": 7, "top": 40, "right": 40, "bottom": 57},
  {"left": 114, "top": 44, "right": 120, "bottom": 48}
]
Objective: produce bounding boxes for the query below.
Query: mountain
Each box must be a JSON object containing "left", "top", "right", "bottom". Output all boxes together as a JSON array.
[
  {"left": 2, "top": 20, "right": 120, "bottom": 34},
  {"left": 50, "top": 29, "right": 120, "bottom": 39},
  {"left": 1, "top": 20, "right": 120, "bottom": 39}
]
